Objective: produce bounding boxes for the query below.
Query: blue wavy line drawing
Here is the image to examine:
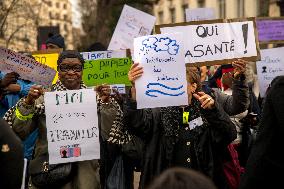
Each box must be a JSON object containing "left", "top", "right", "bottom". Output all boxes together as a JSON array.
[
  {"left": 147, "top": 83, "right": 183, "bottom": 90},
  {"left": 145, "top": 90, "right": 185, "bottom": 97},
  {"left": 145, "top": 82, "right": 185, "bottom": 97}
]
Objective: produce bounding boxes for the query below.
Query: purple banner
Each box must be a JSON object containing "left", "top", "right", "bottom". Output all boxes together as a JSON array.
[{"left": 257, "top": 20, "right": 284, "bottom": 42}]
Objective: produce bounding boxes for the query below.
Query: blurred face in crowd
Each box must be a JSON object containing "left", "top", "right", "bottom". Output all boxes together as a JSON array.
[
  {"left": 200, "top": 66, "right": 208, "bottom": 82},
  {"left": 58, "top": 58, "right": 83, "bottom": 90}
]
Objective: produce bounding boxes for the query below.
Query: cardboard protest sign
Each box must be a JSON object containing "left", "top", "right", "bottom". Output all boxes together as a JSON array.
[
  {"left": 32, "top": 49, "right": 61, "bottom": 84},
  {"left": 256, "top": 47, "right": 284, "bottom": 97},
  {"left": 156, "top": 18, "right": 260, "bottom": 66},
  {"left": 134, "top": 33, "right": 188, "bottom": 109},
  {"left": 256, "top": 17, "right": 284, "bottom": 44},
  {"left": 185, "top": 8, "right": 216, "bottom": 22},
  {"left": 108, "top": 5, "right": 156, "bottom": 51},
  {"left": 83, "top": 58, "right": 132, "bottom": 86},
  {"left": 80, "top": 50, "right": 127, "bottom": 60},
  {"left": 0, "top": 47, "right": 56, "bottom": 86},
  {"left": 45, "top": 89, "right": 100, "bottom": 164}
]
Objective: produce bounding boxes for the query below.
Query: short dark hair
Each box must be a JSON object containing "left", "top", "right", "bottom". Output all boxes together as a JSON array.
[
  {"left": 147, "top": 167, "right": 217, "bottom": 189},
  {"left": 57, "top": 50, "right": 85, "bottom": 65}
]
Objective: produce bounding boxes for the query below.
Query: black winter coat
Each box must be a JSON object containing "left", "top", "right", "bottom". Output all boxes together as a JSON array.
[
  {"left": 124, "top": 99, "right": 237, "bottom": 189},
  {"left": 239, "top": 76, "right": 284, "bottom": 189}
]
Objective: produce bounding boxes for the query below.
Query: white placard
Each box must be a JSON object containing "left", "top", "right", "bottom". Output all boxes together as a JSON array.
[
  {"left": 108, "top": 5, "right": 156, "bottom": 51},
  {"left": 185, "top": 8, "right": 216, "bottom": 21},
  {"left": 80, "top": 50, "right": 127, "bottom": 60},
  {"left": 160, "top": 20, "right": 258, "bottom": 64},
  {"left": 45, "top": 89, "right": 100, "bottom": 164},
  {"left": 110, "top": 84, "right": 126, "bottom": 94},
  {"left": 134, "top": 33, "right": 188, "bottom": 109},
  {"left": 256, "top": 47, "right": 284, "bottom": 97},
  {"left": 0, "top": 47, "right": 56, "bottom": 86}
]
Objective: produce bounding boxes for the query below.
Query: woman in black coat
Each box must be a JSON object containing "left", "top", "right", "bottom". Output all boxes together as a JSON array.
[
  {"left": 125, "top": 64, "right": 237, "bottom": 189},
  {"left": 239, "top": 76, "right": 284, "bottom": 189}
]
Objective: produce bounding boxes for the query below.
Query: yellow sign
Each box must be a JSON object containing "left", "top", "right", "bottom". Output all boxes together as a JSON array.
[{"left": 32, "top": 49, "right": 62, "bottom": 84}]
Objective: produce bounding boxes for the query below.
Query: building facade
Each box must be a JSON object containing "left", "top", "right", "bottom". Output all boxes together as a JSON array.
[
  {"left": 153, "top": 0, "right": 276, "bottom": 25},
  {"left": 0, "top": 0, "right": 74, "bottom": 52}
]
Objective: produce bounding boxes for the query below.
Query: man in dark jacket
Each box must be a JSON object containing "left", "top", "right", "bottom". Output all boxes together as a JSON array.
[
  {"left": 239, "top": 76, "right": 284, "bottom": 189},
  {"left": 0, "top": 118, "right": 24, "bottom": 189}
]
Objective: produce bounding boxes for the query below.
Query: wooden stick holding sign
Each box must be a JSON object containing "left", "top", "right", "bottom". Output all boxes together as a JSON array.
[{"left": 155, "top": 17, "right": 261, "bottom": 67}]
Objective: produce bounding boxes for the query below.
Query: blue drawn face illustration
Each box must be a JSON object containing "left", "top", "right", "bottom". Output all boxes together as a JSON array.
[{"left": 140, "top": 36, "right": 180, "bottom": 55}]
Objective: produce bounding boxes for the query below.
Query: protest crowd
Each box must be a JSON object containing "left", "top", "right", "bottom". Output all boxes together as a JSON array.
[{"left": 1, "top": 4, "right": 284, "bottom": 189}]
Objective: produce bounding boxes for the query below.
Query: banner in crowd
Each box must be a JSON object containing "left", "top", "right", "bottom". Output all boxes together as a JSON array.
[
  {"left": 134, "top": 33, "right": 188, "bottom": 109},
  {"left": 32, "top": 49, "right": 61, "bottom": 83},
  {"left": 45, "top": 89, "right": 100, "bottom": 164},
  {"left": 156, "top": 18, "right": 260, "bottom": 66},
  {"left": 185, "top": 8, "right": 216, "bottom": 22},
  {"left": 256, "top": 47, "right": 284, "bottom": 97},
  {"left": 0, "top": 47, "right": 56, "bottom": 86},
  {"left": 256, "top": 17, "right": 284, "bottom": 44},
  {"left": 108, "top": 4, "right": 156, "bottom": 51},
  {"left": 80, "top": 50, "right": 127, "bottom": 60},
  {"left": 83, "top": 58, "right": 132, "bottom": 86}
]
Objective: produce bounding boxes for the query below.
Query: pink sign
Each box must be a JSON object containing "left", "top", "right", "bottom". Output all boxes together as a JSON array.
[{"left": 257, "top": 20, "right": 284, "bottom": 42}]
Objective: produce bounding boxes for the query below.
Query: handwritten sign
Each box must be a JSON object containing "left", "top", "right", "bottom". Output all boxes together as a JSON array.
[
  {"left": 80, "top": 50, "right": 127, "bottom": 60},
  {"left": 108, "top": 4, "right": 156, "bottom": 51},
  {"left": 134, "top": 33, "right": 188, "bottom": 109},
  {"left": 185, "top": 8, "right": 216, "bottom": 21},
  {"left": 256, "top": 18, "right": 284, "bottom": 43},
  {"left": 83, "top": 58, "right": 132, "bottom": 86},
  {"left": 156, "top": 18, "right": 260, "bottom": 66},
  {"left": 0, "top": 47, "right": 56, "bottom": 86},
  {"left": 32, "top": 50, "right": 61, "bottom": 84},
  {"left": 45, "top": 89, "right": 100, "bottom": 164},
  {"left": 256, "top": 47, "right": 284, "bottom": 97}
]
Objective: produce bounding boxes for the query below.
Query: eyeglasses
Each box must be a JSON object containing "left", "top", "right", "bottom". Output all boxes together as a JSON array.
[{"left": 58, "top": 64, "right": 83, "bottom": 72}]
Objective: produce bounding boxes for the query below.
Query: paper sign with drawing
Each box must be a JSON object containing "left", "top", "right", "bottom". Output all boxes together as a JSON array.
[
  {"left": 157, "top": 18, "right": 260, "bottom": 66},
  {"left": 45, "top": 89, "right": 100, "bottom": 164},
  {"left": 256, "top": 47, "right": 284, "bottom": 97},
  {"left": 108, "top": 4, "right": 156, "bottom": 51},
  {"left": 134, "top": 33, "right": 188, "bottom": 109}
]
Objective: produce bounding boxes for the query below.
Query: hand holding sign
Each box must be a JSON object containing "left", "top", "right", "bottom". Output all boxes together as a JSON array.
[
  {"left": 232, "top": 59, "right": 247, "bottom": 78},
  {"left": 193, "top": 92, "right": 215, "bottom": 109},
  {"left": 25, "top": 85, "right": 44, "bottom": 105},
  {"left": 128, "top": 63, "right": 143, "bottom": 87}
]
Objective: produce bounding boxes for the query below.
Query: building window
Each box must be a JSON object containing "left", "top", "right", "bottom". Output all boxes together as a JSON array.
[
  {"left": 219, "top": 0, "right": 226, "bottom": 18},
  {"left": 56, "top": 2, "right": 60, "bottom": 8},
  {"left": 63, "top": 3, "right": 67, "bottom": 9},
  {"left": 158, "top": 11, "right": 164, "bottom": 24},
  {"left": 49, "top": 12, "right": 52, "bottom": 19},
  {"left": 237, "top": 0, "right": 244, "bottom": 17},
  {"left": 197, "top": 0, "right": 205, "bottom": 8},
  {"left": 56, "top": 13, "right": 60, "bottom": 19},
  {"left": 47, "top": 1, "right": 51, "bottom": 6},
  {"left": 183, "top": 4, "right": 188, "bottom": 21},
  {"left": 170, "top": 8, "right": 176, "bottom": 23},
  {"left": 64, "top": 24, "right": 68, "bottom": 31},
  {"left": 64, "top": 14, "right": 67, "bottom": 20}
]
